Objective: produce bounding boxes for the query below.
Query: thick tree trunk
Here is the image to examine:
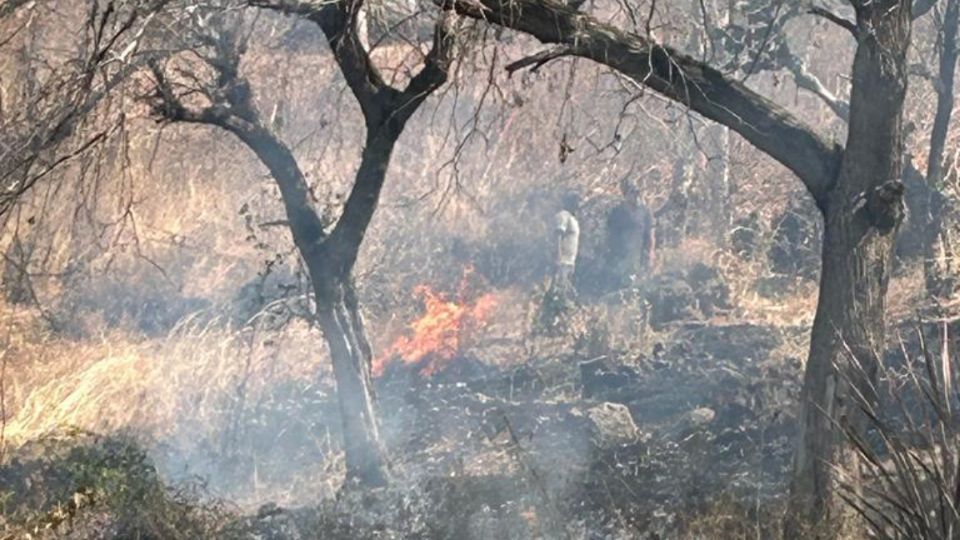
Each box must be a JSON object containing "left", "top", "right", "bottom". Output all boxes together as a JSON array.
[
  {"left": 787, "top": 2, "right": 911, "bottom": 534},
  {"left": 925, "top": 0, "right": 958, "bottom": 192},
  {"left": 309, "top": 129, "right": 399, "bottom": 486},
  {"left": 315, "top": 278, "right": 388, "bottom": 486},
  {"left": 787, "top": 201, "right": 899, "bottom": 535}
]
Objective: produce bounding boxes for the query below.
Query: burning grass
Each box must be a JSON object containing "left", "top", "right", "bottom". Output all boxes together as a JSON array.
[
  {"left": 374, "top": 284, "right": 498, "bottom": 376},
  {"left": 374, "top": 266, "right": 501, "bottom": 376}
]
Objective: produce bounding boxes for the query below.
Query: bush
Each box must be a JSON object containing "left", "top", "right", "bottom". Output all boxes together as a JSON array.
[
  {"left": 838, "top": 325, "right": 960, "bottom": 539},
  {"left": 0, "top": 430, "right": 234, "bottom": 539}
]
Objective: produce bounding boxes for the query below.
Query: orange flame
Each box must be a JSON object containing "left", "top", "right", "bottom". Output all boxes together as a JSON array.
[{"left": 373, "top": 284, "right": 496, "bottom": 377}]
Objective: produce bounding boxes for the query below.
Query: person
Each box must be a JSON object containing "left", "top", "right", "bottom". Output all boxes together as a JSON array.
[
  {"left": 606, "top": 177, "right": 655, "bottom": 289},
  {"left": 553, "top": 191, "right": 581, "bottom": 297},
  {"left": 535, "top": 191, "right": 580, "bottom": 334}
]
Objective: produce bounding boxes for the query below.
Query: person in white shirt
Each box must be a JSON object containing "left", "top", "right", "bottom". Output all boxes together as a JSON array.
[{"left": 553, "top": 191, "right": 581, "bottom": 297}]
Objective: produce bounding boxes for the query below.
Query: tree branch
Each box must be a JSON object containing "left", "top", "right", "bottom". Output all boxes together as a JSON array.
[
  {"left": 148, "top": 61, "right": 327, "bottom": 252},
  {"left": 392, "top": 6, "right": 457, "bottom": 126},
  {"left": 781, "top": 44, "right": 850, "bottom": 121},
  {"left": 809, "top": 7, "right": 858, "bottom": 38},
  {"left": 249, "top": 0, "right": 397, "bottom": 126},
  {"left": 505, "top": 45, "right": 574, "bottom": 74},
  {"left": 446, "top": 0, "right": 841, "bottom": 207},
  {"left": 327, "top": 7, "right": 459, "bottom": 272}
]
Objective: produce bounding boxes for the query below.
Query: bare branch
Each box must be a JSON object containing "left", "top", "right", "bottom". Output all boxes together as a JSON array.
[
  {"left": 505, "top": 45, "right": 574, "bottom": 74},
  {"left": 148, "top": 57, "right": 327, "bottom": 252},
  {"left": 781, "top": 44, "right": 850, "bottom": 121},
  {"left": 445, "top": 0, "right": 842, "bottom": 207},
  {"left": 249, "top": 0, "right": 397, "bottom": 125},
  {"left": 393, "top": 6, "right": 458, "bottom": 125},
  {"left": 327, "top": 6, "right": 459, "bottom": 270}
]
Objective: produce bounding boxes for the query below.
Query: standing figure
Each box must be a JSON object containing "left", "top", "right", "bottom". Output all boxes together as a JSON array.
[
  {"left": 606, "top": 177, "right": 655, "bottom": 289},
  {"left": 536, "top": 191, "right": 580, "bottom": 334},
  {"left": 553, "top": 191, "right": 581, "bottom": 297}
]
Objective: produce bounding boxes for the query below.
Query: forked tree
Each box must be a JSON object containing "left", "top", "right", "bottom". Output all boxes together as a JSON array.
[
  {"left": 148, "top": 1, "right": 456, "bottom": 486},
  {"left": 445, "top": 0, "right": 920, "bottom": 533}
]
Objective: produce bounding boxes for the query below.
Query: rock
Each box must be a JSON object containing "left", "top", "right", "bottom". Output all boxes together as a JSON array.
[
  {"left": 583, "top": 402, "right": 642, "bottom": 447},
  {"left": 579, "top": 357, "right": 639, "bottom": 401},
  {"left": 665, "top": 407, "right": 716, "bottom": 440},
  {"left": 687, "top": 407, "right": 716, "bottom": 427}
]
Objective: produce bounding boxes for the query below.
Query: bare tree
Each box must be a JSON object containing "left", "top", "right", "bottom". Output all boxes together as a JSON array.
[
  {"left": 147, "top": 1, "right": 456, "bottom": 486},
  {"left": 446, "top": 0, "right": 918, "bottom": 533}
]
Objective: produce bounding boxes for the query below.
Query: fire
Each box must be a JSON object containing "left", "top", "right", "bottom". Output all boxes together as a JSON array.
[{"left": 373, "top": 284, "right": 497, "bottom": 377}]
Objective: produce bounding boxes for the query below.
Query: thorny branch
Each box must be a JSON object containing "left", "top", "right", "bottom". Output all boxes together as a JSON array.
[{"left": 0, "top": 1, "right": 166, "bottom": 217}]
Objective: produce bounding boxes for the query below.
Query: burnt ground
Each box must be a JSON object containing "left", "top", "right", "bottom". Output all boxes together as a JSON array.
[
  {"left": 261, "top": 321, "right": 808, "bottom": 539},
  {"left": 7, "top": 317, "right": 950, "bottom": 539},
  {"left": 0, "top": 322, "right": 805, "bottom": 539}
]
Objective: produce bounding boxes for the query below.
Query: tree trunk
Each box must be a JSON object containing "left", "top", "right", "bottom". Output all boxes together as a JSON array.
[
  {"left": 925, "top": 0, "right": 959, "bottom": 191},
  {"left": 231, "top": 121, "right": 394, "bottom": 487},
  {"left": 315, "top": 277, "right": 388, "bottom": 487},
  {"left": 787, "top": 201, "right": 898, "bottom": 536},
  {"left": 309, "top": 129, "right": 400, "bottom": 486},
  {"left": 921, "top": 0, "right": 959, "bottom": 299},
  {"left": 704, "top": 124, "right": 731, "bottom": 245},
  {"left": 153, "top": 1, "right": 455, "bottom": 490},
  {"left": 787, "top": 2, "right": 911, "bottom": 534}
]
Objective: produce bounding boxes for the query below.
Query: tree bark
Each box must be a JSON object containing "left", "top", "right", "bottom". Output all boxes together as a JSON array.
[
  {"left": 235, "top": 120, "right": 394, "bottom": 487},
  {"left": 315, "top": 279, "right": 388, "bottom": 486},
  {"left": 786, "top": 1, "right": 911, "bottom": 534}
]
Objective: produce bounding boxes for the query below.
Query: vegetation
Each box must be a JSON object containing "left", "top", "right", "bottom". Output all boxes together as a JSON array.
[{"left": 0, "top": 0, "right": 958, "bottom": 538}]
